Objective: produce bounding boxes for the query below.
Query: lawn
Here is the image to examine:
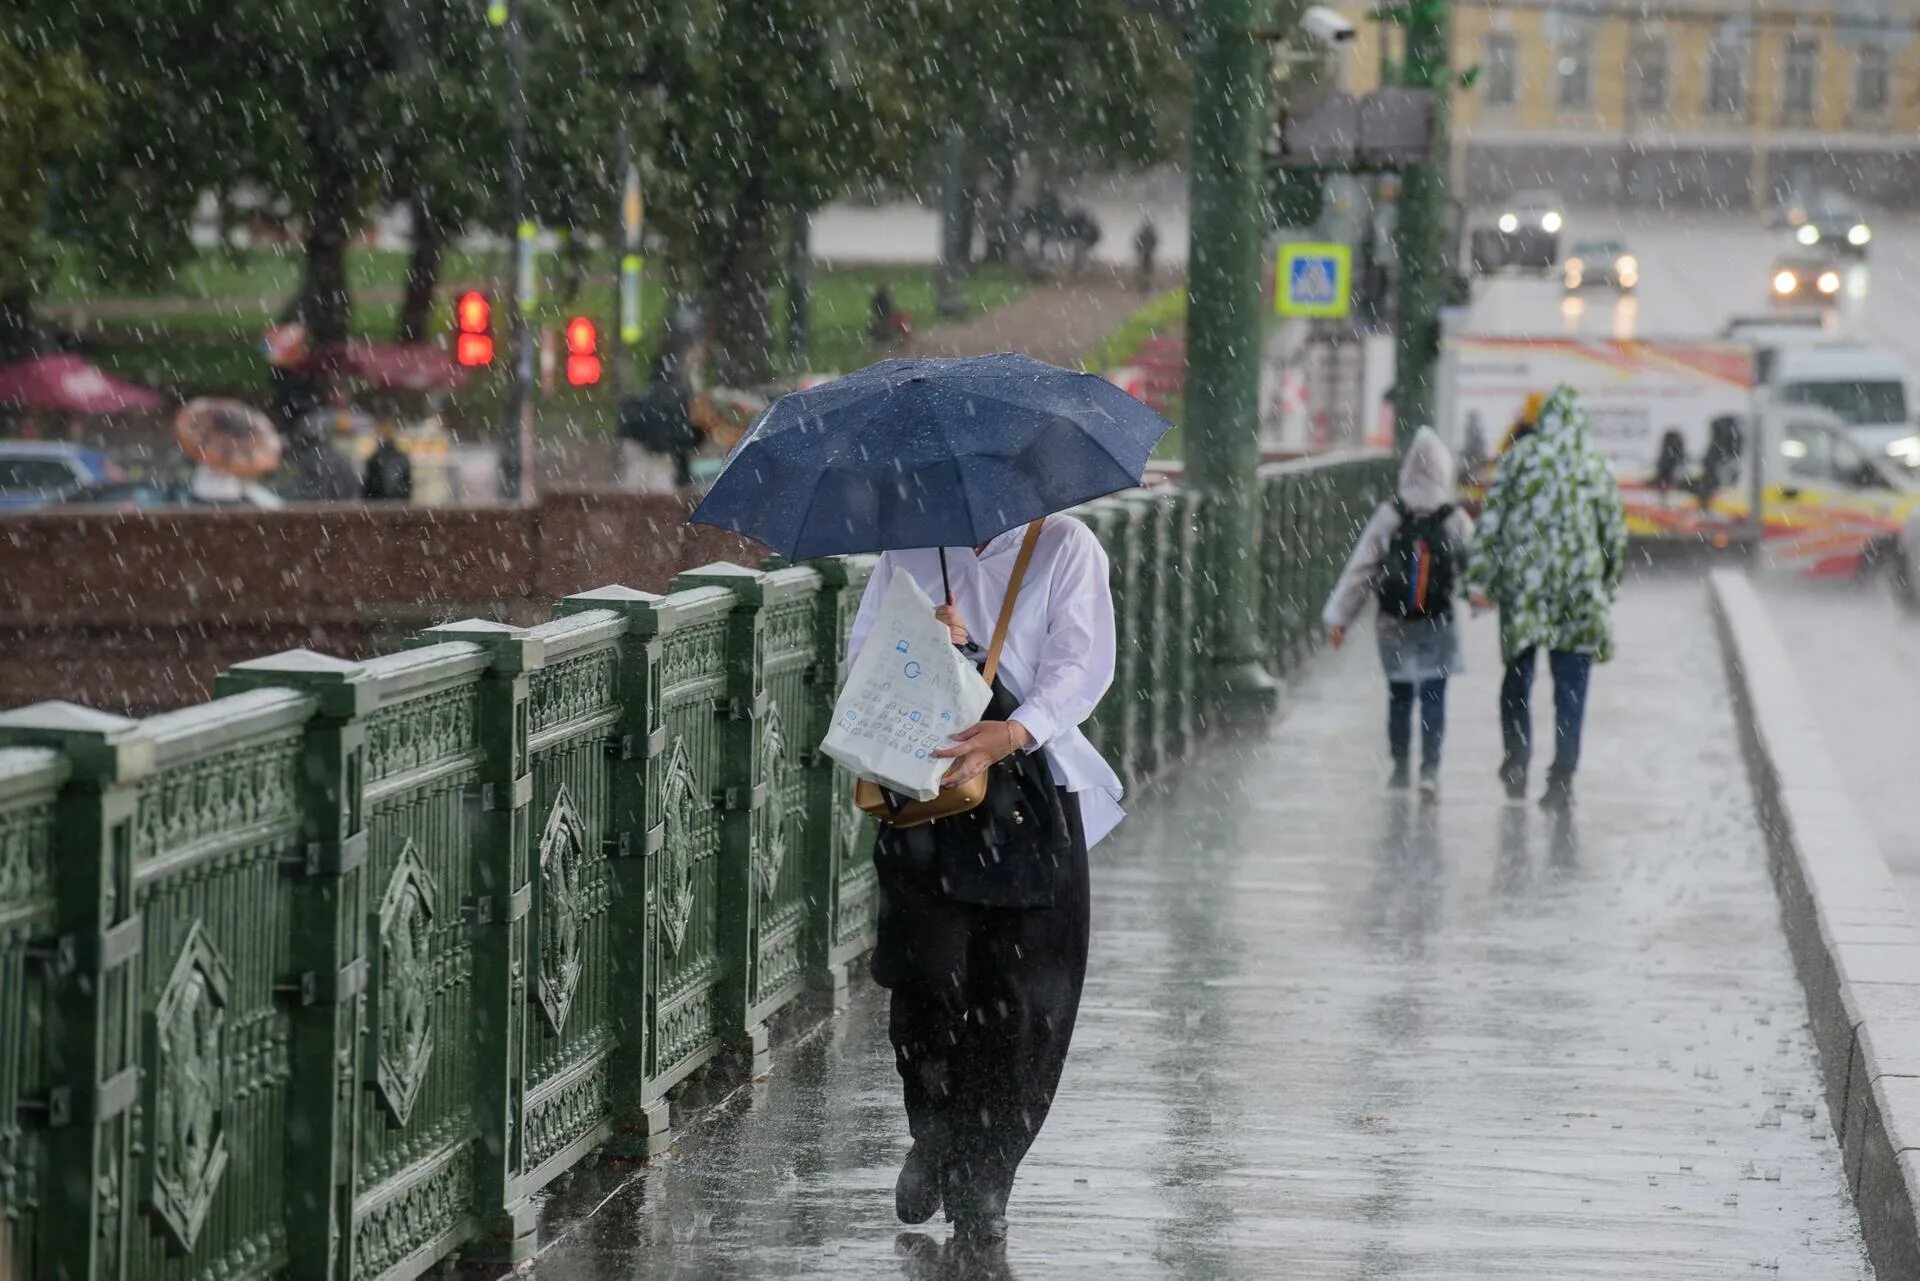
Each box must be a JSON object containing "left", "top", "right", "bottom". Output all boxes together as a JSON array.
[{"left": 40, "top": 247, "right": 1030, "bottom": 438}]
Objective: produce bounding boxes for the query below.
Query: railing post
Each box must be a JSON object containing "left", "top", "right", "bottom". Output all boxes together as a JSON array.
[
  {"left": 0, "top": 748, "right": 68, "bottom": 1281},
  {"left": 552, "top": 586, "right": 672, "bottom": 1155},
  {"left": 409, "top": 620, "right": 542, "bottom": 1266},
  {"left": 216, "top": 653, "right": 372, "bottom": 1281},
  {"left": 0, "top": 705, "right": 153, "bottom": 1281},
  {"left": 669, "top": 563, "right": 773, "bottom": 1076}
]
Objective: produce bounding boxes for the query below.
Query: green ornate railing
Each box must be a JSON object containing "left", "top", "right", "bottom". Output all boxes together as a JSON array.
[{"left": 0, "top": 456, "right": 1388, "bottom": 1281}]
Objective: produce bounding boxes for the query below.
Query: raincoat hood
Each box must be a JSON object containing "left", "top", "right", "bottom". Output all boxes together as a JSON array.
[
  {"left": 1397, "top": 426, "right": 1457, "bottom": 512},
  {"left": 1532, "top": 384, "right": 1588, "bottom": 446}
]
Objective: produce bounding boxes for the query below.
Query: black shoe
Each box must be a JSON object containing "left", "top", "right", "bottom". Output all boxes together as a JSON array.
[
  {"left": 953, "top": 1212, "right": 1009, "bottom": 1249},
  {"left": 1500, "top": 761, "right": 1527, "bottom": 801},
  {"left": 895, "top": 1143, "right": 944, "bottom": 1224},
  {"left": 1389, "top": 762, "right": 1412, "bottom": 789},
  {"left": 1539, "top": 774, "right": 1574, "bottom": 811}
]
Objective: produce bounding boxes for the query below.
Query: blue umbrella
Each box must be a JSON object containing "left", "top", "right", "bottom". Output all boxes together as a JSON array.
[{"left": 689, "top": 353, "right": 1173, "bottom": 570}]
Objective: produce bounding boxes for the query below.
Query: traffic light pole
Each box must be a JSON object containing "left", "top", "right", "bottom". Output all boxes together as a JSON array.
[
  {"left": 1392, "top": 0, "right": 1450, "bottom": 446},
  {"left": 499, "top": 0, "right": 534, "bottom": 501},
  {"left": 1186, "top": 0, "right": 1285, "bottom": 717}
]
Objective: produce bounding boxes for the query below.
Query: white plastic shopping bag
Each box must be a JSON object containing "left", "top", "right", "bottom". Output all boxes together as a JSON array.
[{"left": 820, "top": 571, "right": 992, "bottom": 801}]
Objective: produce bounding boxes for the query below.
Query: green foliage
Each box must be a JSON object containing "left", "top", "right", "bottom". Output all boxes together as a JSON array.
[{"left": 0, "top": 28, "right": 100, "bottom": 304}]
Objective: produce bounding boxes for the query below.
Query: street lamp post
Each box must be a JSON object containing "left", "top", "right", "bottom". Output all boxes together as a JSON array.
[
  {"left": 493, "top": 0, "right": 535, "bottom": 501},
  {"left": 1187, "top": 0, "right": 1289, "bottom": 717},
  {"left": 1391, "top": 0, "right": 1450, "bottom": 445}
]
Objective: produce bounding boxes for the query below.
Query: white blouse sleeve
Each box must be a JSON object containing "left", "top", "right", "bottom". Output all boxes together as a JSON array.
[{"left": 1009, "top": 525, "right": 1116, "bottom": 751}]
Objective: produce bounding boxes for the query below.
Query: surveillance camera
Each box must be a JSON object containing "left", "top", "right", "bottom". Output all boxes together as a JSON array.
[{"left": 1299, "top": 5, "right": 1357, "bottom": 45}]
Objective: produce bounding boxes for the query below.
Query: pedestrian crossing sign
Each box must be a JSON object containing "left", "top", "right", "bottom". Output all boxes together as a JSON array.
[{"left": 1276, "top": 242, "right": 1352, "bottom": 318}]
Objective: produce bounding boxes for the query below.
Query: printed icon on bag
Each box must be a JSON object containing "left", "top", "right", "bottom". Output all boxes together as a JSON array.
[
  {"left": 896, "top": 640, "right": 911, "bottom": 654},
  {"left": 903, "top": 661, "right": 923, "bottom": 679},
  {"left": 940, "top": 710, "right": 952, "bottom": 721},
  {"left": 909, "top": 710, "right": 923, "bottom": 723},
  {"left": 915, "top": 748, "right": 927, "bottom": 759}
]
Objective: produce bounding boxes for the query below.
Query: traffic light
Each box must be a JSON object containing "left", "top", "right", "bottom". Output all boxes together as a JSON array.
[
  {"left": 564, "top": 315, "right": 601, "bottom": 387},
  {"left": 455, "top": 290, "right": 494, "bottom": 367}
]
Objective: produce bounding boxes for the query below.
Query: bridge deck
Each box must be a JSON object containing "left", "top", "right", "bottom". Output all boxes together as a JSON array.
[{"left": 525, "top": 573, "right": 1870, "bottom": 1279}]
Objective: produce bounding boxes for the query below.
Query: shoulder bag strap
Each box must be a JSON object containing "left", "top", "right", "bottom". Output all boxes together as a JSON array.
[{"left": 981, "top": 519, "right": 1046, "bottom": 686}]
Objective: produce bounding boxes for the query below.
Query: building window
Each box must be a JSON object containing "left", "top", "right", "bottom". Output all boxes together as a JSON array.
[
  {"left": 1856, "top": 44, "right": 1890, "bottom": 119},
  {"left": 1484, "top": 32, "right": 1517, "bottom": 108},
  {"left": 1630, "top": 34, "right": 1670, "bottom": 116},
  {"left": 1557, "top": 36, "right": 1592, "bottom": 111},
  {"left": 1706, "top": 38, "right": 1747, "bottom": 117},
  {"left": 1782, "top": 36, "right": 1819, "bottom": 122}
]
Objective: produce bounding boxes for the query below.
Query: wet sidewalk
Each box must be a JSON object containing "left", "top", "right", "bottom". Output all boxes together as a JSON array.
[{"left": 522, "top": 574, "right": 1870, "bottom": 1279}]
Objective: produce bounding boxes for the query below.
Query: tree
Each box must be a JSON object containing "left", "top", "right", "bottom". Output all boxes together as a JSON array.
[
  {"left": 641, "top": 0, "right": 920, "bottom": 385},
  {"left": 0, "top": 27, "right": 99, "bottom": 355}
]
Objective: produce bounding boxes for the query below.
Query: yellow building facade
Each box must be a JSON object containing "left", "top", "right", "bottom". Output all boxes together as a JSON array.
[{"left": 1341, "top": 1, "right": 1920, "bottom": 208}]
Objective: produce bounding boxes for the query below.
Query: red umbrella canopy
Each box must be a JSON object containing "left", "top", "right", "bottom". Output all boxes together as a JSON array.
[
  {"left": 0, "top": 355, "right": 163, "bottom": 414},
  {"left": 330, "top": 342, "right": 469, "bottom": 393}
]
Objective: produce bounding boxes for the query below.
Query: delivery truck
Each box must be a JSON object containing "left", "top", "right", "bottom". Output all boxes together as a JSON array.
[{"left": 1439, "top": 335, "right": 1920, "bottom": 577}]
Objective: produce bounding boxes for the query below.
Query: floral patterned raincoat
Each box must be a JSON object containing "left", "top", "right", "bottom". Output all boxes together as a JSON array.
[{"left": 1464, "top": 385, "right": 1628, "bottom": 662}]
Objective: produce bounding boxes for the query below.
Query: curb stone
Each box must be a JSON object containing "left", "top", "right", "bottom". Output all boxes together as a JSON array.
[{"left": 1711, "top": 569, "right": 1920, "bottom": 1280}]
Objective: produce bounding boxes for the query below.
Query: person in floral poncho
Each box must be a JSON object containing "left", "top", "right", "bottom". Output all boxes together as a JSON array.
[{"left": 1465, "top": 385, "right": 1627, "bottom": 808}]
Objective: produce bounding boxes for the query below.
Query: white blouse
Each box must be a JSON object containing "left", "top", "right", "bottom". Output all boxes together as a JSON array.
[{"left": 846, "top": 515, "right": 1126, "bottom": 846}]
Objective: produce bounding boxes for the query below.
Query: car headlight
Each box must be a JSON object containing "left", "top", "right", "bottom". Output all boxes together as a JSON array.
[
  {"left": 1540, "top": 211, "right": 1563, "bottom": 233},
  {"left": 1818, "top": 270, "right": 1841, "bottom": 295},
  {"left": 1850, "top": 223, "right": 1872, "bottom": 246},
  {"left": 1797, "top": 224, "right": 1821, "bottom": 246},
  {"left": 1498, "top": 213, "right": 1519, "bottom": 234},
  {"left": 1887, "top": 436, "right": 1920, "bottom": 461},
  {"left": 1773, "top": 270, "right": 1799, "bottom": 295}
]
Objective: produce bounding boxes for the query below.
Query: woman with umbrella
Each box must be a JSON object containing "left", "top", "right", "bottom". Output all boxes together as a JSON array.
[{"left": 693, "top": 352, "right": 1170, "bottom": 1250}]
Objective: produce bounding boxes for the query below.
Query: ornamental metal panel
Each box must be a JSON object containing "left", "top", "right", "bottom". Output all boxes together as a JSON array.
[
  {"left": 350, "top": 654, "right": 486, "bottom": 1281},
  {"left": 642, "top": 590, "right": 733, "bottom": 1090},
  {"left": 520, "top": 612, "right": 623, "bottom": 1188},
  {"left": 124, "top": 692, "right": 310, "bottom": 1281}
]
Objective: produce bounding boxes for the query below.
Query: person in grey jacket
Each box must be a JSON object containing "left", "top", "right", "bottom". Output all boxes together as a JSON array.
[{"left": 1323, "top": 427, "right": 1476, "bottom": 795}]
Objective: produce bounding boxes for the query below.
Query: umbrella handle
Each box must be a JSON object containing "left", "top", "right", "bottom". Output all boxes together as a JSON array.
[{"left": 938, "top": 547, "right": 953, "bottom": 605}]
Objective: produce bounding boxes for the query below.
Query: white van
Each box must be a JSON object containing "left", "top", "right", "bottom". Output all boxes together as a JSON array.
[{"left": 1765, "top": 342, "right": 1916, "bottom": 467}]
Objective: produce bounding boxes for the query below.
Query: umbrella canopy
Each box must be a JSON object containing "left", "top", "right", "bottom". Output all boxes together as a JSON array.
[
  {"left": 174, "top": 398, "right": 283, "bottom": 478},
  {"left": 690, "top": 352, "right": 1172, "bottom": 560},
  {"left": 0, "top": 355, "right": 163, "bottom": 415},
  {"left": 330, "top": 342, "right": 469, "bottom": 393}
]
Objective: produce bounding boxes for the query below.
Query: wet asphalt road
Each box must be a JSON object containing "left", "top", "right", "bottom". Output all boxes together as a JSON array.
[{"left": 522, "top": 573, "right": 1870, "bottom": 1279}]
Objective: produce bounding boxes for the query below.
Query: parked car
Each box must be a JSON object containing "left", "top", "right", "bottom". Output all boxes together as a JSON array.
[
  {"left": 52, "top": 478, "right": 285, "bottom": 510},
  {"left": 1562, "top": 237, "right": 1638, "bottom": 293},
  {"left": 0, "top": 441, "right": 123, "bottom": 510}
]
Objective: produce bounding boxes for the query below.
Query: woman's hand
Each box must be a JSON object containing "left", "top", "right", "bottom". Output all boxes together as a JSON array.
[
  {"left": 933, "top": 719, "right": 1032, "bottom": 787},
  {"left": 1329, "top": 624, "right": 1346, "bottom": 649},
  {"left": 934, "top": 603, "right": 969, "bottom": 646}
]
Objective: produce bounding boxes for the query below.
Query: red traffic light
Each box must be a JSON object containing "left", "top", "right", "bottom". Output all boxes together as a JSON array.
[
  {"left": 456, "top": 291, "right": 491, "bottom": 334},
  {"left": 564, "top": 316, "right": 600, "bottom": 386},
  {"left": 456, "top": 333, "right": 494, "bottom": 367},
  {"left": 454, "top": 291, "right": 493, "bottom": 367}
]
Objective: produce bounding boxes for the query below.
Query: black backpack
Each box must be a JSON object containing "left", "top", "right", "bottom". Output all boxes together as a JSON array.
[{"left": 1376, "top": 500, "right": 1457, "bottom": 620}]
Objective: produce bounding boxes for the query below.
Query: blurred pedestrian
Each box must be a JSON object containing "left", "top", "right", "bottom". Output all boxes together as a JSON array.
[
  {"left": 1323, "top": 427, "right": 1475, "bottom": 796},
  {"left": 1465, "top": 385, "right": 1627, "bottom": 809},
  {"left": 281, "top": 406, "right": 360, "bottom": 502},
  {"left": 616, "top": 351, "right": 699, "bottom": 490},
  {"left": 1132, "top": 217, "right": 1159, "bottom": 292},
  {"left": 362, "top": 421, "right": 413, "bottom": 502},
  {"left": 870, "top": 279, "right": 910, "bottom": 352}
]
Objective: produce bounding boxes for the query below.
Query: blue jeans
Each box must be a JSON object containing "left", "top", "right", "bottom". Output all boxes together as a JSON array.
[
  {"left": 1500, "top": 648, "right": 1593, "bottom": 781},
  {"left": 1388, "top": 679, "right": 1448, "bottom": 772}
]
